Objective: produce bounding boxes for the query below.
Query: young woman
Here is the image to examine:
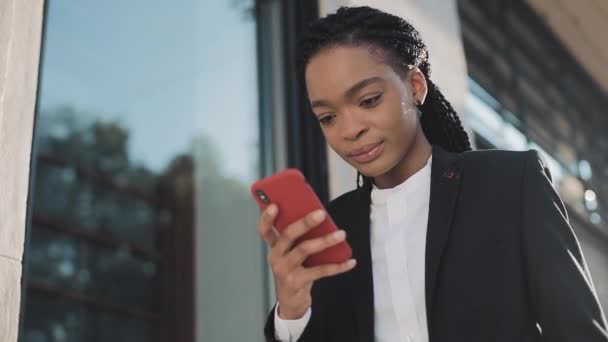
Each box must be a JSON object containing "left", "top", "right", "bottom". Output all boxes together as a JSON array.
[{"left": 257, "top": 6, "right": 607, "bottom": 342}]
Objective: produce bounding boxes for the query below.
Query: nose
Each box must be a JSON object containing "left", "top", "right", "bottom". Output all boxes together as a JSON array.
[{"left": 340, "top": 110, "right": 368, "bottom": 141}]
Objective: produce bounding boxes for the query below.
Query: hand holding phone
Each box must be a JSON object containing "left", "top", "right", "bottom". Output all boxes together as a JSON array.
[
  {"left": 252, "top": 169, "right": 356, "bottom": 319},
  {"left": 251, "top": 168, "right": 352, "bottom": 267}
]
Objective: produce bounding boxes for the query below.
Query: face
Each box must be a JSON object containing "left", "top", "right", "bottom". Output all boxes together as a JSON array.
[{"left": 305, "top": 45, "right": 428, "bottom": 181}]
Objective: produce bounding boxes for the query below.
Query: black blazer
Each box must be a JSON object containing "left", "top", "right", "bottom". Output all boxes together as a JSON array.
[{"left": 265, "top": 145, "right": 608, "bottom": 342}]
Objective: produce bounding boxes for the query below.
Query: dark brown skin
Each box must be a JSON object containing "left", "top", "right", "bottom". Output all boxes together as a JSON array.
[{"left": 257, "top": 45, "right": 433, "bottom": 320}]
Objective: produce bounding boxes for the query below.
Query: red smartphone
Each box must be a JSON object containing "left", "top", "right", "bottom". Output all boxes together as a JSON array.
[{"left": 250, "top": 168, "right": 352, "bottom": 267}]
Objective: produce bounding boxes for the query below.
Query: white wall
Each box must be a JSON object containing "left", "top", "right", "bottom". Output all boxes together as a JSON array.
[
  {"left": 318, "top": 0, "right": 470, "bottom": 199},
  {"left": 0, "top": 1, "right": 44, "bottom": 341}
]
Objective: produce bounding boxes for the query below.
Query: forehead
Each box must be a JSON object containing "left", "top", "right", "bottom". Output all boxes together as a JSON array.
[{"left": 305, "top": 45, "right": 395, "bottom": 99}]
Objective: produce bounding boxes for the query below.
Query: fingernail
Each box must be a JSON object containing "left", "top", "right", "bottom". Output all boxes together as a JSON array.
[
  {"left": 333, "top": 230, "right": 346, "bottom": 240},
  {"left": 347, "top": 259, "right": 357, "bottom": 267},
  {"left": 267, "top": 205, "right": 277, "bottom": 216},
  {"left": 312, "top": 210, "right": 325, "bottom": 222}
]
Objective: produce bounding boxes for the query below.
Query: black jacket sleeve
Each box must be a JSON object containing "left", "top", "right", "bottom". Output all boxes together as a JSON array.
[
  {"left": 522, "top": 150, "right": 608, "bottom": 340},
  {"left": 263, "top": 282, "right": 324, "bottom": 342}
]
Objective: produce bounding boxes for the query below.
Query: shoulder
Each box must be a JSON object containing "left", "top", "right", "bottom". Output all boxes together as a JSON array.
[
  {"left": 326, "top": 187, "right": 363, "bottom": 216},
  {"left": 458, "top": 148, "right": 547, "bottom": 177},
  {"left": 324, "top": 187, "right": 370, "bottom": 233},
  {"left": 436, "top": 147, "right": 556, "bottom": 194},
  {"left": 460, "top": 148, "right": 527, "bottom": 165}
]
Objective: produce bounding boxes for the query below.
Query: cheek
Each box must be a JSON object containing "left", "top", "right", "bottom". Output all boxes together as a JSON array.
[
  {"left": 381, "top": 101, "right": 417, "bottom": 139},
  {"left": 320, "top": 129, "right": 344, "bottom": 155}
]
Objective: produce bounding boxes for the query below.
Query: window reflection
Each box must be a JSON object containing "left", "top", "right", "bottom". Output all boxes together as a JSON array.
[
  {"left": 23, "top": 1, "right": 267, "bottom": 341},
  {"left": 466, "top": 78, "right": 608, "bottom": 314}
]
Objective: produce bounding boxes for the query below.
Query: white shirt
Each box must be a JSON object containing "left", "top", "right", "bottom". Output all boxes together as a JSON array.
[{"left": 275, "top": 155, "right": 432, "bottom": 342}]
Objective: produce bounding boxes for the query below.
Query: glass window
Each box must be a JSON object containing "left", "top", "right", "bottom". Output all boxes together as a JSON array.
[{"left": 23, "top": 1, "right": 271, "bottom": 341}]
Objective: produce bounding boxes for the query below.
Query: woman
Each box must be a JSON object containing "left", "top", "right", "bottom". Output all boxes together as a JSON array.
[{"left": 257, "top": 6, "right": 607, "bottom": 342}]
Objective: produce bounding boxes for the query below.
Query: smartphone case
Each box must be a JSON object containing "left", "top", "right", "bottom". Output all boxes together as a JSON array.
[{"left": 250, "top": 169, "right": 352, "bottom": 267}]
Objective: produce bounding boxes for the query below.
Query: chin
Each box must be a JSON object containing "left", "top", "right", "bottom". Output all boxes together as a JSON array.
[{"left": 353, "top": 158, "right": 393, "bottom": 179}]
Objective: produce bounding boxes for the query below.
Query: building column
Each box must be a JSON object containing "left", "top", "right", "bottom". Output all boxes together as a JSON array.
[{"left": 0, "top": 1, "right": 44, "bottom": 341}]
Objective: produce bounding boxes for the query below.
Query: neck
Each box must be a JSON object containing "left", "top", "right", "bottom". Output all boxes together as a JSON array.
[{"left": 373, "top": 128, "right": 432, "bottom": 189}]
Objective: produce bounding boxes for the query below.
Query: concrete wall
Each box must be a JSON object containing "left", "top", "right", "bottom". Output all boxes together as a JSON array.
[
  {"left": 318, "top": 0, "right": 470, "bottom": 199},
  {"left": 0, "top": 1, "right": 44, "bottom": 341}
]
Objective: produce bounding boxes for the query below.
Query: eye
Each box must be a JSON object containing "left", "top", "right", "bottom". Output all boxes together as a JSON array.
[
  {"left": 318, "top": 114, "right": 335, "bottom": 126},
  {"left": 360, "top": 93, "right": 382, "bottom": 108}
]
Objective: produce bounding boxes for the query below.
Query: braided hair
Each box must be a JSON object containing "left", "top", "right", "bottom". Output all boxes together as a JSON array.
[{"left": 298, "top": 6, "right": 472, "bottom": 189}]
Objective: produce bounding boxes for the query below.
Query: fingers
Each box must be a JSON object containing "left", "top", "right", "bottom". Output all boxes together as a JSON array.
[
  {"left": 276, "top": 258, "right": 356, "bottom": 293},
  {"left": 257, "top": 204, "right": 279, "bottom": 247},
  {"left": 285, "top": 230, "right": 347, "bottom": 269},
  {"left": 263, "top": 208, "right": 355, "bottom": 295},
  {"left": 300, "top": 259, "right": 357, "bottom": 283},
  {"left": 272, "top": 209, "right": 326, "bottom": 257}
]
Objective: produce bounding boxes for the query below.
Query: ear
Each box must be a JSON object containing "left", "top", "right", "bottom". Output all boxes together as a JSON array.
[{"left": 408, "top": 68, "right": 428, "bottom": 105}]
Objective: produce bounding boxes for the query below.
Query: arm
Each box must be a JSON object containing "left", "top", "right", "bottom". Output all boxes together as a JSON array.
[
  {"left": 258, "top": 205, "right": 350, "bottom": 342},
  {"left": 521, "top": 150, "right": 608, "bottom": 340},
  {"left": 271, "top": 303, "right": 311, "bottom": 341},
  {"left": 264, "top": 284, "right": 324, "bottom": 342}
]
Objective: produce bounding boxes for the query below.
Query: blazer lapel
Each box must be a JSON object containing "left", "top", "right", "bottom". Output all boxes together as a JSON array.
[
  {"left": 347, "top": 186, "right": 375, "bottom": 342},
  {"left": 425, "top": 145, "right": 463, "bottom": 320}
]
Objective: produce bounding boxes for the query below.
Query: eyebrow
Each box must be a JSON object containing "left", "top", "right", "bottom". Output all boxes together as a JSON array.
[{"left": 310, "top": 76, "right": 385, "bottom": 109}]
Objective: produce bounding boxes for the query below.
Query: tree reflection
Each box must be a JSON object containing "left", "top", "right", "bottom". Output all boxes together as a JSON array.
[
  {"left": 23, "top": 104, "right": 256, "bottom": 342},
  {"left": 229, "top": 0, "right": 256, "bottom": 21},
  {"left": 25, "top": 105, "right": 164, "bottom": 342}
]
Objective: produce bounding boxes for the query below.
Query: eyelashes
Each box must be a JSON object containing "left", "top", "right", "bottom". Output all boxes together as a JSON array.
[
  {"left": 317, "top": 93, "right": 384, "bottom": 126},
  {"left": 319, "top": 115, "right": 335, "bottom": 125},
  {"left": 360, "top": 93, "right": 382, "bottom": 108}
]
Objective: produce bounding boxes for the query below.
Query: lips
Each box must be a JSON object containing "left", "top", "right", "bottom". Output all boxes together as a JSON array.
[{"left": 348, "top": 141, "right": 384, "bottom": 164}]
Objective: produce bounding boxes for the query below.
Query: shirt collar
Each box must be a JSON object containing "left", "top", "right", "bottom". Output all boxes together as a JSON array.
[{"left": 371, "top": 154, "right": 433, "bottom": 206}]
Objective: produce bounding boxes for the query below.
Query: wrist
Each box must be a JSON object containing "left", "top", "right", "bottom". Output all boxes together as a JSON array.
[{"left": 277, "top": 303, "right": 309, "bottom": 320}]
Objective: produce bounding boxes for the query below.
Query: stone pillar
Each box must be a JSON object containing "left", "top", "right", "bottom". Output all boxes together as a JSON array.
[{"left": 0, "top": 1, "right": 44, "bottom": 341}]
